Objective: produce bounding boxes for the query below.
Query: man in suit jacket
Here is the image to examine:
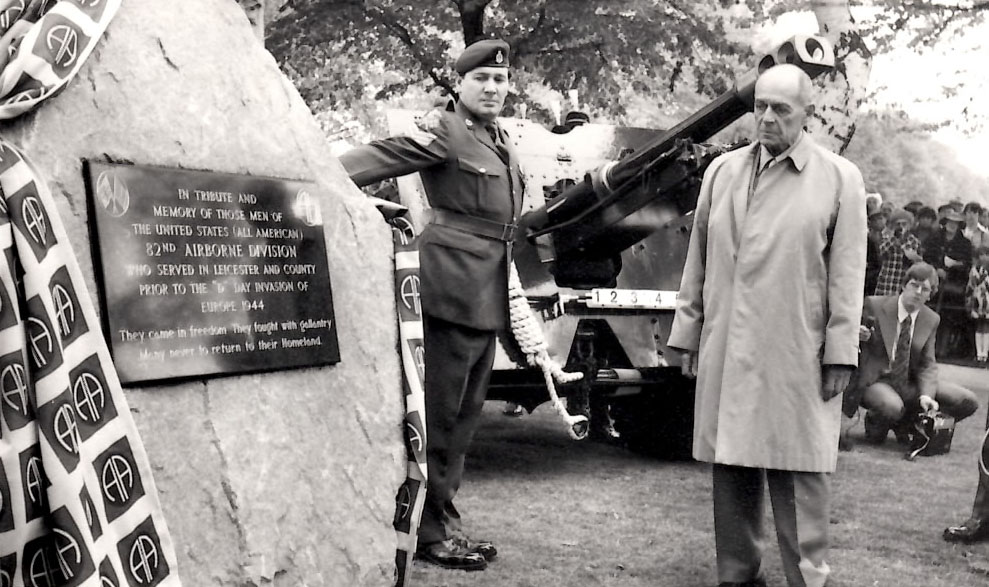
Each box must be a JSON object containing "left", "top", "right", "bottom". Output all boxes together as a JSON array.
[
  {"left": 843, "top": 262, "right": 979, "bottom": 444},
  {"left": 340, "top": 39, "right": 524, "bottom": 572}
]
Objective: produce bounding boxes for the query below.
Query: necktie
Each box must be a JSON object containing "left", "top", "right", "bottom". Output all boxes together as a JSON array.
[
  {"left": 889, "top": 315, "right": 912, "bottom": 390},
  {"left": 487, "top": 123, "right": 509, "bottom": 163}
]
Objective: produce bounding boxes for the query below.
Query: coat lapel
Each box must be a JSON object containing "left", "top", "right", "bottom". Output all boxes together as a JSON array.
[
  {"left": 911, "top": 306, "right": 936, "bottom": 360},
  {"left": 475, "top": 123, "right": 500, "bottom": 156},
  {"left": 877, "top": 295, "right": 899, "bottom": 362},
  {"left": 730, "top": 143, "right": 758, "bottom": 249},
  {"left": 454, "top": 101, "right": 501, "bottom": 157}
]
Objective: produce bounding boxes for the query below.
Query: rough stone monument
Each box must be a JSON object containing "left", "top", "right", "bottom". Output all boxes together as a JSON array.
[{"left": 2, "top": 0, "right": 404, "bottom": 584}]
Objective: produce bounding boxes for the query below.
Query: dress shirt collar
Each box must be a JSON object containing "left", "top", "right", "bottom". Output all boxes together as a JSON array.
[
  {"left": 897, "top": 295, "right": 920, "bottom": 338},
  {"left": 757, "top": 131, "right": 811, "bottom": 173}
]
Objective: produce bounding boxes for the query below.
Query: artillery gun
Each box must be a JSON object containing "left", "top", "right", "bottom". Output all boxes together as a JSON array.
[{"left": 385, "top": 36, "right": 835, "bottom": 457}]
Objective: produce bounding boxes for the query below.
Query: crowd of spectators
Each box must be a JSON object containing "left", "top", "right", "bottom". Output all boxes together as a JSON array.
[{"left": 865, "top": 195, "right": 989, "bottom": 363}]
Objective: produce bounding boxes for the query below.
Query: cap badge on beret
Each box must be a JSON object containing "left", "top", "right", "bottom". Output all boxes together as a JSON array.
[{"left": 455, "top": 38, "right": 510, "bottom": 75}]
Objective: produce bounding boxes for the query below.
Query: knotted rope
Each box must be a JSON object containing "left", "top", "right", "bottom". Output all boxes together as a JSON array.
[{"left": 507, "top": 261, "right": 587, "bottom": 440}]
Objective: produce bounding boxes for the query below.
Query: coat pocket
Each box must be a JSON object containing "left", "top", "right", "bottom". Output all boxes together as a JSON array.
[{"left": 457, "top": 156, "right": 503, "bottom": 211}]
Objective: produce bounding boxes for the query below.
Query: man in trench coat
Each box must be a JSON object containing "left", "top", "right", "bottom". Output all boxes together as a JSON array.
[
  {"left": 340, "top": 39, "right": 524, "bottom": 572},
  {"left": 668, "top": 64, "right": 867, "bottom": 587}
]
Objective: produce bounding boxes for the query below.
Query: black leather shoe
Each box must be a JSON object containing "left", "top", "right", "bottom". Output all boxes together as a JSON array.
[
  {"left": 454, "top": 536, "right": 498, "bottom": 561},
  {"left": 943, "top": 518, "right": 989, "bottom": 543},
  {"left": 416, "top": 539, "right": 487, "bottom": 571}
]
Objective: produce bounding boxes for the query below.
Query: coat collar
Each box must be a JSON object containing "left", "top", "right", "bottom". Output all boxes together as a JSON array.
[
  {"left": 755, "top": 131, "right": 813, "bottom": 173},
  {"left": 453, "top": 100, "right": 501, "bottom": 154}
]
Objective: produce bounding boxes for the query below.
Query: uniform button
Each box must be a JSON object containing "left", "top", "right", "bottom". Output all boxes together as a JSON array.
[{"left": 479, "top": 168, "right": 486, "bottom": 173}]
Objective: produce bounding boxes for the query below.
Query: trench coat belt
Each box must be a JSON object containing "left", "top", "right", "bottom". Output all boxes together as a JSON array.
[{"left": 431, "top": 209, "right": 517, "bottom": 242}]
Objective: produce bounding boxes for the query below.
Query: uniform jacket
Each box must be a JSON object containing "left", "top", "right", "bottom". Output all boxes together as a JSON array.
[
  {"left": 843, "top": 295, "right": 939, "bottom": 416},
  {"left": 340, "top": 101, "right": 525, "bottom": 330},
  {"left": 667, "top": 134, "right": 867, "bottom": 473}
]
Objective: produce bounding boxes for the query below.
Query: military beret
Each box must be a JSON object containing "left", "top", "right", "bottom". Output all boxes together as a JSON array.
[{"left": 455, "top": 39, "right": 510, "bottom": 75}]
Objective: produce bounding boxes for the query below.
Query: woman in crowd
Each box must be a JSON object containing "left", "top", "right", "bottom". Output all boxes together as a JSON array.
[{"left": 967, "top": 246, "right": 989, "bottom": 364}]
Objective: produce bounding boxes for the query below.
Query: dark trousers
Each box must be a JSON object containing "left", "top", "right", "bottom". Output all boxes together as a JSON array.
[
  {"left": 862, "top": 380, "right": 979, "bottom": 426},
  {"left": 971, "top": 408, "right": 989, "bottom": 520},
  {"left": 417, "top": 314, "right": 497, "bottom": 546},
  {"left": 713, "top": 464, "right": 831, "bottom": 587}
]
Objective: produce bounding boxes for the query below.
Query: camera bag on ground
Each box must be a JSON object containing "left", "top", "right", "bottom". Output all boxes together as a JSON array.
[{"left": 906, "top": 410, "right": 956, "bottom": 460}]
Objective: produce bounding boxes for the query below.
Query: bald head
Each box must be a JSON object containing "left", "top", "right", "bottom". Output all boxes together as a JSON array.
[{"left": 754, "top": 64, "right": 815, "bottom": 155}]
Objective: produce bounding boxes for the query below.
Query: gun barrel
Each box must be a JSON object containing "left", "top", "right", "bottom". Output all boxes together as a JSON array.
[
  {"left": 528, "top": 35, "right": 835, "bottom": 240},
  {"left": 605, "top": 70, "right": 755, "bottom": 189}
]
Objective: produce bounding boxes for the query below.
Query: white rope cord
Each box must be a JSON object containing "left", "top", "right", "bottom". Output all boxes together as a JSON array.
[{"left": 507, "top": 261, "right": 588, "bottom": 439}]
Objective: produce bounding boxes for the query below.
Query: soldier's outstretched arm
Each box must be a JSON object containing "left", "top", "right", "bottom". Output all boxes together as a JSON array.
[{"left": 339, "top": 117, "right": 450, "bottom": 187}]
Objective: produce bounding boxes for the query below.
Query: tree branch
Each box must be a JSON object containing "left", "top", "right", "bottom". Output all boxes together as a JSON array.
[
  {"left": 512, "top": 3, "right": 548, "bottom": 56},
  {"left": 364, "top": 4, "right": 457, "bottom": 96}
]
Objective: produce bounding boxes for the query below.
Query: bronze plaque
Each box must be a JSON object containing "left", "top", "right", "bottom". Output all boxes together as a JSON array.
[{"left": 85, "top": 161, "right": 340, "bottom": 385}]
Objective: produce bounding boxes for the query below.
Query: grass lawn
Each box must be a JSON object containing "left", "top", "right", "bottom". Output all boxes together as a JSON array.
[{"left": 409, "top": 364, "right": 989, "bottom": 587}]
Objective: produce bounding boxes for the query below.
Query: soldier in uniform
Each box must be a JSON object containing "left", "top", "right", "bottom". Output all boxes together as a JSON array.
[{"left": 339, "top": 39, "right": 523, "bottom": 572}]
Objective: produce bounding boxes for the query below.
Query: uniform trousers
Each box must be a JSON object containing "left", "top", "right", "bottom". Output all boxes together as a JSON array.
[
  {"left": 713, "top": 464, "right": 830, "bottom": 587},
  {"left": 969, "top": 407, "right": 989, "bottom": 521},
  {"left": 417, "top": 314, "right": 497, "bottom": 546}
]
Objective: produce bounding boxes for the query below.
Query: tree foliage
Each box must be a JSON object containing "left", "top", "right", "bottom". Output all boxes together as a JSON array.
[
  {"left": 265, "top": 0, "right": 985, "bottom": 184},
  {"left": 843, "top": 110, "right": 989, "bottom": 208},
  {"left": 267, "top": 0, "right": 757, "bottom": 138}
]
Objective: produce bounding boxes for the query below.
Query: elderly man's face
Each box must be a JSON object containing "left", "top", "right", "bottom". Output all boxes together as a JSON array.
[
  {"left": 754, "top": 69, "right": 811, "bottom": 156},
  {"left": 459, "top": 66, "right": 509, "bottom": 122}
]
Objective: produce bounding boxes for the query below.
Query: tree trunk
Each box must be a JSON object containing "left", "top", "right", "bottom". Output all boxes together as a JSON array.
[
  {"left": 809, "top": 0, "right": 872, "bottom": 154},
  {"left": 459, "top": 2, "right": 488, "bottom": 45}
]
